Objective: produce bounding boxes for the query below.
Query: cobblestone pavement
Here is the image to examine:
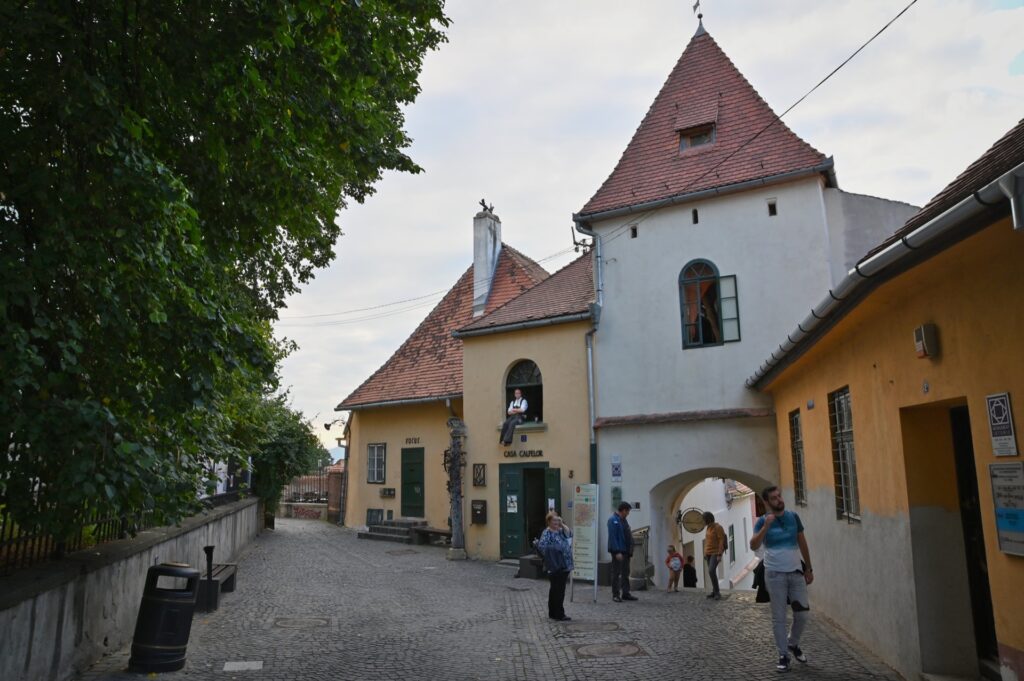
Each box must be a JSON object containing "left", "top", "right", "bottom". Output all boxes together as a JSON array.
[{"left": 78, "top": 519, "right": 901, "bottom": 681}]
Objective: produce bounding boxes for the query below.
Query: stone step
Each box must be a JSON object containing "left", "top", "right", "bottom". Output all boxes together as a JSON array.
[
  {"left": 367, "top": 525, "right": 413, "bottom": 536},
  {"left": 380, "top": 518, "right": 428, "bottom": 528},
  {"left": 357, "top": 531, "right": 414, "bottom": 544}
]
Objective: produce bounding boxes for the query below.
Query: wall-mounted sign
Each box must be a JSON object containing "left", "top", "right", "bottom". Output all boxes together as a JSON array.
[
  {"left": 987, "top": 393, "right": 1018, "bottom": 456},
  {"left": 503, "top": 449, "right": 543, "bottom": 458},
  {"left": 611, "top": 454, "right": 622, "bottom": 482},
  {"left": 989, "top": 462, "right": 1024, "bottom": 556},
  {"left": 680, "top": 508, "right": 706, "bottom": 533},
  {"left": 506, "top": 494, "right": 518, "bottom": 513},
  {"left": 405, "top": 437, "right": 420, "bottom": 444}
]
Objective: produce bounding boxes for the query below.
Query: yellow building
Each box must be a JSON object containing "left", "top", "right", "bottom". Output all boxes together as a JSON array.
[
  {"left": 748, "top": 121, "right": 1024, "bottom": 681},
  {"left": 336, "top": 208, "right": 549, "bottom": 533},
  {"left": 454, "top": 254, "right": 594, "bottom": 560}
]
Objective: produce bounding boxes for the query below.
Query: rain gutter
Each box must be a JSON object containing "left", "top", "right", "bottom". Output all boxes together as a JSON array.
[{"left": 451, "top": 312, "right": 591, "bottom": 339}]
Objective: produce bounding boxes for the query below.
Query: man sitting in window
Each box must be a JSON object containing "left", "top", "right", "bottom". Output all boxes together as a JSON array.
[{"left": 499, "top": 389, "right": 528, "bottom": 446}]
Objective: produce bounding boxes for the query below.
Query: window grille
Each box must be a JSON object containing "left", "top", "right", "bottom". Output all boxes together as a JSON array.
[
  {"left": 789, "top": 410, "right": 807, "bottom": 506},
  {"left": 827, "top": 387, "right": 860, "bottom": 521}
]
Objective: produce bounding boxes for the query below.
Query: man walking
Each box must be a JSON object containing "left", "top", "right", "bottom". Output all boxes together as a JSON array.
[
  {"left": 607, "top": 502, "right": 637, "bottom": 602},
  {"left": 702, "top": 511, "right": 726, "bottom": 600},
  {"left": 750, "top": 485, "right": 813, "bottom": 673}
]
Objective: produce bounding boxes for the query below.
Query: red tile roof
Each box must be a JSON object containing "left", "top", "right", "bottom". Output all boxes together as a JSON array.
[
  {"left": 863, "top": 117, "right": 1024, "bottom": 259},
  {"left": 336, "top": 244, "right": 548, "bottom": 410},
  {"left": 457, "top": 253, "right": 594, "bottom": 335},
  {"left": 579, "top": 30, "right": 829, "bottom": 218}
]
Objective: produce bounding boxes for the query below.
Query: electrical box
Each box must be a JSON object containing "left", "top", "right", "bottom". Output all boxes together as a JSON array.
[
  {"left": 914, "top": 324, "right": 939, "bottom": 359},
  {"left": 471, "top": 499, "right": 487, "bottom": 524}
]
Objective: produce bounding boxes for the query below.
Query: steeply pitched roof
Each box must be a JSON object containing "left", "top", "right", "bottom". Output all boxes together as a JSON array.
[
  {"left": 336, "top": 244, "right": 548, "bottom": 410},
  {"left": 456, "top": 253, "right": 594, "bottom": 335},
  {"left": 863, "top": 117, "right": 1024, "bottom": 259},
  {"left": 579, "top": 30, "right": 829, "bottom": 218}
]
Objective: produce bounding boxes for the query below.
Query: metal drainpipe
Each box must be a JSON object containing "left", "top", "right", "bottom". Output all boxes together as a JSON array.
[{"left": 585, "top": 327, "right": 597, "bottom": 484}]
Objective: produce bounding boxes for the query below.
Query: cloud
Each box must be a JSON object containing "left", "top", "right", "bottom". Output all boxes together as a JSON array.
[{"left": 272, "top": 0, "right": 1024, "bottom": 445}]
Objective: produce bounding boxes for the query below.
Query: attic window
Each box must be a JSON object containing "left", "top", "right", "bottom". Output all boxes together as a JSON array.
[
  {"left": 679, "top": 124, "right": 716, "bottom": 152},
  {"left": 629, "top": 225, "right": 638, "bottom": 239},
  {"left": 767, "top": 199, "right": 778, "bottom": 217}
]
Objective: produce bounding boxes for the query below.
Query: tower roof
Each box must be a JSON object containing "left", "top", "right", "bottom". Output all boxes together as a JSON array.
[{"left": 578, "top": 29, "right": 829, "bottom": 218}]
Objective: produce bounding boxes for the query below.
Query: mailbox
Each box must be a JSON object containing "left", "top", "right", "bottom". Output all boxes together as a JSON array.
[{"left": 471, "top": 499, "right": 487, "bottom": 524}]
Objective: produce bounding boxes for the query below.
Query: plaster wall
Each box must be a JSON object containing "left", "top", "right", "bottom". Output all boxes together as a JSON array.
[
  {"left": 344, "top": 401, "right": 462, "bottom": 529},
  {"left": 765, "top": 216, "right": 1024, "bottom": 679},
  {"left": 0, "top": 499, "right": 260, "bottom": 681},
  {"left": 589, "top": 176, "right": 832, "bottom": 418},
  {"left": 461, "top": 321, "right": 592, "bottom": 560},
  {"left": 822, "top": 189, "right": 920, "bottom": 286}
]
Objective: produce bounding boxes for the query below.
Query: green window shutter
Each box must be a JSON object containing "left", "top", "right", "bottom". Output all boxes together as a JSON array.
[{"left": 720, "top": 275, "right": 740, "bottom": 342}]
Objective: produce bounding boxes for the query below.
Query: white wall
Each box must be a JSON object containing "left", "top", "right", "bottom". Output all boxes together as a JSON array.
[
  {"left": 823, "top": 189, "right": 920, "bottom": 286},
  {"left": 673, "top": 479, "right": 758, "bottom": 591}
]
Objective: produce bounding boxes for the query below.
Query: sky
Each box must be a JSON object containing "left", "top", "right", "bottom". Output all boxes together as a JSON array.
[{"left": 273, "top": 0, "right": 1024, "bottom": 448}]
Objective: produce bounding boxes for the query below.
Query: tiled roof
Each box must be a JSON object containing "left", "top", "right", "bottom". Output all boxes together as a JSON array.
[
  {"left": 336, "top": 245, "right": 548, "bottom": 410},
  {"left": 862, "top": 117, "right": 1024, "bottom": 259},
  {"left": 457, "top": 253, "right": 594, "bottom": 335},
  {"left": 579, "top": 30, "right": 828, "bottom": 218}
]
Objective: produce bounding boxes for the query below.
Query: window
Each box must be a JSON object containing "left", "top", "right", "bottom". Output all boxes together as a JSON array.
[
  {"left": 506, "top": 360, "right": 543, "bottom": 422},
  {"left": 789, "top": 410, "right": 807, "bottom": 506},
  {"left": 828, "top": 387, "right": 860, "bottom": 521},
  {"left": 692, "top": 209, "right": 699, "bottom": 224},
  {"left": 367, "top": 443, "right": 386, "bottom": 484},
  {"left": 679, "top": 124, "right": 716, "bottom": 151},
  {"left": 767, "top": 199, "right": 778, "bottom": 216},
  {"left": 728, "top": 524, "right": 735, "bottom": 563},
  {"left": 629, "top": 225, "right": 638, "bottom": 239},
  {"left": 678, "top": 259, "right": 740, "bottom": 348}
]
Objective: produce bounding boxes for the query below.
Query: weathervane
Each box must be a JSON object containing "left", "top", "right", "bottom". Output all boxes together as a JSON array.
[
  {"left": 478, "top": 198, "right": 494, "bottom": 213},
  {"left": 692, "top": 0, "right": 701, "bottom": 17}
]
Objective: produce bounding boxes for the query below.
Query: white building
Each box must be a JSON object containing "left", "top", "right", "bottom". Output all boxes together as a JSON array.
[{"left": 575, "top": 21, "right": 916, "bottom": 589}]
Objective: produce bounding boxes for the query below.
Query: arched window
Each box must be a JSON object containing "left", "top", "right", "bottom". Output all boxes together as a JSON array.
[
  {"left": 505, "top": 360, "right": 543, "bottom": 422},
  {"left": 679, "top": 259, "right": 740, "bottom": 348}
]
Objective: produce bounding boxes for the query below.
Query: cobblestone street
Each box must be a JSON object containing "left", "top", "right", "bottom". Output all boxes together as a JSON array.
[{"left": 79, "top": 519, "right": 901, "bottom": 681}]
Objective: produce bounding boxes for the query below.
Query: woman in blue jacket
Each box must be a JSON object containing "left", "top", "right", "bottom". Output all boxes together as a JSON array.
[{"left": 537, "top": 511, "right": 574, "bottom": 621}]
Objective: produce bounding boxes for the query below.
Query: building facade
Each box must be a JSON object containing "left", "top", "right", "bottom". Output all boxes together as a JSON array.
[{"left": 751, "top": 120, "right": 1024, "bottom": 681}]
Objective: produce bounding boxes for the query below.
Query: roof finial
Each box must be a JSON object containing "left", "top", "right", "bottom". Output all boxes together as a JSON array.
[{"left": 692, "top": 0, "right": 706, "bottom": 37}]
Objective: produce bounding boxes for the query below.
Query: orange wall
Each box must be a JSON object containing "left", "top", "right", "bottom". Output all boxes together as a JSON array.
[{"left": 766, "top": 216, "right": 1024, "bottom": 652}]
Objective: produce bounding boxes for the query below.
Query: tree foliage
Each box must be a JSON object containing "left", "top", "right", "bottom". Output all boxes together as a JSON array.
[{"left": 0, "top": 1, "right": 447, "bottom": 539}]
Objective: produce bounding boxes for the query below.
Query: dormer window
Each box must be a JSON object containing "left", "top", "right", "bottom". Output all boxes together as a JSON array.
[{"left": 679, "top": 124, "right": 716, "bottom": 152}]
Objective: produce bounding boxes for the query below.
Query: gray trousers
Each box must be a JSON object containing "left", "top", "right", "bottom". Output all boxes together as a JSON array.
[
  {"left": 706, "top": 554, "right": 722, "bottom": 596},
  {"left": 765, "top": 570, "right": 810, "bottom": 657}
]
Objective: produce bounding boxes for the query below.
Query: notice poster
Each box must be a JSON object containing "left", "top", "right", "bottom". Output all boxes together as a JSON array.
[
  {"left": 987, "top": 393, "right": 1019, "bottom": 456},
  {"left": 572, "top": 484, "right": 599, "bottom": 582},
  {"left": 990, "top": 462, "right": 1024, "bottom": 556}
]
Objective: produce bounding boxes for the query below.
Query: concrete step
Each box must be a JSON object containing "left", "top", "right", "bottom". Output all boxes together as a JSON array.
[
  {"left": 380, "top": 518, "right": 428, "bottom": 528},
  {"left": 367, "top": 525, "right": 413, "bottom": 537},
  {"left": 356, "top": 531, "right": 414, "bottom": 544}
]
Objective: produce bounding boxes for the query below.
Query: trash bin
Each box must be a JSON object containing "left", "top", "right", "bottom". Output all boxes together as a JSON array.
[{"left": 128, "top": 562, "right": 200, "bottom": 673}]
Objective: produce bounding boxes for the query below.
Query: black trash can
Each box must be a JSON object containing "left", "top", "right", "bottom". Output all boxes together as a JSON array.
[{"left": 128, "top": 562, "right": 200, "bottom": 673}]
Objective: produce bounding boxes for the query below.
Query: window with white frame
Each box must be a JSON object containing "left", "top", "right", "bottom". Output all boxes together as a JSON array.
[
  {"left": 367, "top": 443, "right": 386, "bottom": 484},
  {"left": 828, "top": 387, "right": 860, "bottom": 521},
  {"left": 678, "top": 259, "right": 740, "bottom": 348}
]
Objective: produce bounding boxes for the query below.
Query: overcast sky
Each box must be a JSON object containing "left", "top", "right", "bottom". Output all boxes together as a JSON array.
[{"left": 274, "top": 0, "right": 1024, "bottom": 448}]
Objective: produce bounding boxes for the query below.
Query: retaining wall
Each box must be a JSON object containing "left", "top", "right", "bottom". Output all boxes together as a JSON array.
[{"left": 0, "top": 497, "right": 261, "bottom": 681}]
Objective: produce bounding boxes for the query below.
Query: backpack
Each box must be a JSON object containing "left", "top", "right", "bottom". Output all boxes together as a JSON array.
[
  {"left": 669, "top": 556, "right": 682, "bottom": 572},
  {"left": 719, "top": 526, "right": 728, "bottom": 552}
]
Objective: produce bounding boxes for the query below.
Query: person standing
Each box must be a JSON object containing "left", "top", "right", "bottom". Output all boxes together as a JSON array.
[
  {"left": 537, "top": 511, "right": 574, "bottom": 621},
  {"left": 702, "top": 511, "right": 727, "bottom": 600},
  {"left": 750, "top": 485, "right": 813, "bottom": 673},
  {"left": 682, "top": 555, "right": 698, "bottom": 588},
  {"left": 499, "top": 388, "right": 528, "bottom": 445},
  {"left": 665, "top": 545, "right": 685, "bottom": 591},
  {"left": 607, "top": 502, "right": 638, "bottom": 602}
]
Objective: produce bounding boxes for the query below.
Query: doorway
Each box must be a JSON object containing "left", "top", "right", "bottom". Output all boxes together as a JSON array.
[
  {"left": 401, "top": 448, "right": 424, "bottom": 518},
  {"left": 498, "top": 462, "right": 561, "bottom": 558}
]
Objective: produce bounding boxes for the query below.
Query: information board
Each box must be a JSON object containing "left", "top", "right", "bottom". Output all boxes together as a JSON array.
[
  {"left": 571, "top": 484, "right": 599, "bottom": 592},
  {"left": 987, "top": 392, "right": 1019, "bottom": 456},
  {"left": 990, "top": 462, "right": 1024, "bottom": 556}
]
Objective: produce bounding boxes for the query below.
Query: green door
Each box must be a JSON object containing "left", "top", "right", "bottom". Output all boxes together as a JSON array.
[
  {"left": 544, "top": 468, "right": 562, "bottom": 515},
  {"left": 499, "top": 466, "right": 524, "bottom": 558},
  {"left": 401, "top": 448, "right": 424, "bottom": 518}
]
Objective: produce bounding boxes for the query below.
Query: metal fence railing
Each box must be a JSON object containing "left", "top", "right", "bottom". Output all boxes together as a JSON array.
[{"left": 281, "top": 466, "right": 330, "bottom": 504}]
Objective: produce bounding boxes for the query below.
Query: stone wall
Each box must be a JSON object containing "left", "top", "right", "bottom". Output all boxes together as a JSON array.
[{"left": 0, "top": 497, "right": 261, "bottom": 681}]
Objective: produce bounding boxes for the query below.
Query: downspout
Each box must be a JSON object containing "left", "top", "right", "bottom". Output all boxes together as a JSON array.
[{"left": 585, "top": 328, "right": 597, "bottom": 484}]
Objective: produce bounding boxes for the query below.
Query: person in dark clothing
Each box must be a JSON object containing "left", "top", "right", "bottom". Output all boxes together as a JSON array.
[
  {"left": 607, "top": 501, "right": 637, "bottom": 602},
  {"left": 537, "top": 511, "right": 574, "bottom": 621},
  {"left": 682, "top": 555, "right": 698, "bottom": 588}
]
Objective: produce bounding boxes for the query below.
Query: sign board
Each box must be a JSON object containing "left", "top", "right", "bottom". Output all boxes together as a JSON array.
[
  {"left": 990, "top": 462, "right": 1024, "bottom": 556},
  {"left": 611, "top": 454, "right": 622, "bottom": 482},
  {"left": 987, "top": 392, "right": 1018, "bottom": 456},
  {"left": 681, "top": 508, "right": 706, "bottom": 533},
  {"left": 571, "top": 484, "right": 599, "bottom": 596}
]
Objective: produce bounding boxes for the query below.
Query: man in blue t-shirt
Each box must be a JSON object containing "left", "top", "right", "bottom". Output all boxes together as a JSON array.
[{"left": 750, "top": 485, "right": 814, "bottom": 673}]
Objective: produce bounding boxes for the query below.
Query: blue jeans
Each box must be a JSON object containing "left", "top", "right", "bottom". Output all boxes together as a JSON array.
[
  {"left": 766, "top": 570, "right": 810, "bottom": 657},
  {"left": 706, "top": 554, "right": 721, "bottom": 596}
]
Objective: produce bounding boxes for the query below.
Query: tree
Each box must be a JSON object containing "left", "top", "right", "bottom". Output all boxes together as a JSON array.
[{"left": 0, "top": 1, "right": 448, "bottom": 541}]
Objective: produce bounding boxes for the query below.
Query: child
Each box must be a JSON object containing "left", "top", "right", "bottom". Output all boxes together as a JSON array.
[
  {"left": 682, "top": 555, "right": 698, "bottom": 588},
  {"left": 665, "top": 545, "right": 685, "bottom": 591}
]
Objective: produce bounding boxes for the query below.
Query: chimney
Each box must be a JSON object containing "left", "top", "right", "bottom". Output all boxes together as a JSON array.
[{"left": 472, "top": 205, "right": 502, "bottom": 317}]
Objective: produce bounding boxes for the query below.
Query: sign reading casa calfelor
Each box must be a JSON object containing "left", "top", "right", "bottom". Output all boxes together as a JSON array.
[{"left": 503, "top": 449, "right": 544, "bottom": 458}]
